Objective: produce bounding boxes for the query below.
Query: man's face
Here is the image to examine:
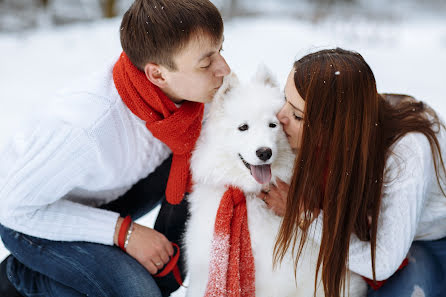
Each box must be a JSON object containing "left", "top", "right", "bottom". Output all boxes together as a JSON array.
[{"left": 160, "top": 34, "right": 230, "bottom": 104}]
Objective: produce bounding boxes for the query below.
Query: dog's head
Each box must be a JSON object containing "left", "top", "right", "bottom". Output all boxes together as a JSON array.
[{"left": 191, "top": 66, "right": 295, "bottom": 193}]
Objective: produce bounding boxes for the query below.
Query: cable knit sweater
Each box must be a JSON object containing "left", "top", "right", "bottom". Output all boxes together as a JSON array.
[
  {"left": 0, "top": 62, "right": 171, "bottom": 245},
  {"left": 310, "top": 130, "right": 446, "bottom": 280}
]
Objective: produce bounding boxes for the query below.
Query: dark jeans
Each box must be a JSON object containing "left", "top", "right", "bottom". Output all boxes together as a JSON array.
[
  {"left": 367, "top": 237, "right": 446, "bottom": 297},
  {"left": 0, "top": 155, "right": 189, "bottom": 297}
]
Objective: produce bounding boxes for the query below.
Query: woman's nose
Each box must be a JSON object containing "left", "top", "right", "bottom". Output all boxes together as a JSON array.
[{"left": 277, "top": 106, "right": 288, "bottom": 125}]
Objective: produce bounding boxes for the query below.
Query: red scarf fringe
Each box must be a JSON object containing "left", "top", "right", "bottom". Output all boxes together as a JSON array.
[{"left": 205, "top": 186, "right": 256, "bottom": 297}]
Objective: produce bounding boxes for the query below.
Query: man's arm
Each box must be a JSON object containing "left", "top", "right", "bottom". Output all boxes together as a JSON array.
[{"left": 0, "top": 119, "right": 119, "bottom": 244}]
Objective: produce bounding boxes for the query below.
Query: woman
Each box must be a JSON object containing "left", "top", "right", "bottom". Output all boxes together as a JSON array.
[{"left": 260, "top": 48, "right": 446, "bottom": 297}]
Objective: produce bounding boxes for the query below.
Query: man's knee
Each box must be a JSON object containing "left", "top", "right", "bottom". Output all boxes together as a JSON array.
[
  {"left": 1, "top": 232, "right": 163, "bottom": 297},
  {"left": 113, "top": 275, "right": 162, "bottom": 297},
  {"left": 8, "top": 254, "right": 163, "bottom": 297},
  {"left": 74, "top": 249, "right": 162, "bottom": 297}
]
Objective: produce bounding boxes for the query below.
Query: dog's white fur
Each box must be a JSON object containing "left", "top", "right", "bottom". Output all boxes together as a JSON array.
[{"left": 184, "top": 68, "right": 367, "bottom": 297}]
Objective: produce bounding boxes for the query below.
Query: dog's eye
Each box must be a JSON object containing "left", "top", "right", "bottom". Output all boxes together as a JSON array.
[
  {"left": 269, "top": 123, "right": 277, "bottom": 128},
  {"left": 238, "top": 124, "right": 249, "bottom": 131}
]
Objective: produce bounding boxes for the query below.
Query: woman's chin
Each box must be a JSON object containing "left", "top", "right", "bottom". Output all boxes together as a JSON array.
[{"left": 288, "top": 139, "right": 298, "bottom": 153}]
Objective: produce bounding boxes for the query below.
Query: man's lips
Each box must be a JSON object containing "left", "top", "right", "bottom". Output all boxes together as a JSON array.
[{"left": 215, "top": 80, "right": 223, "bottom": 90}]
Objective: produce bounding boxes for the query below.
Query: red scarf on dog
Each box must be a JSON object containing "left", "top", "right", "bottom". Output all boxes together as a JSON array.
[
  {"left": 205, "top": 186, "right": 256, "bottom": 297},
  {"left": 113, "top": 52, "right": 204, "bottom": 205}
]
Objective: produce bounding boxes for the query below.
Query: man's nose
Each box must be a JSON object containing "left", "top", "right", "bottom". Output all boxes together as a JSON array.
[{"left": 214, "top": 55, "right": 230, "bottom": 77}]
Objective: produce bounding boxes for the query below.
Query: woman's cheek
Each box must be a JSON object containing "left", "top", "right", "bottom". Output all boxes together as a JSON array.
[{"left": 296, "top": 124, "right": 303, "bottom": 149}]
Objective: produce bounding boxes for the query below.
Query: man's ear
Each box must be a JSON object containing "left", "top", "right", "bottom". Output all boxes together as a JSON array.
[{"left": 144, "top": 63, "right": 168, "bottom": 88}]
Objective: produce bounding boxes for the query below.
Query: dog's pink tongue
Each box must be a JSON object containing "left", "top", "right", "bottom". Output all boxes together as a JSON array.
[{"left": 250, "top": 164, "right": 272, "bottom": 184}]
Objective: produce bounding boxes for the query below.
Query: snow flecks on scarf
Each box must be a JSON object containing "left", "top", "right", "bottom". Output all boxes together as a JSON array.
[
  {"left": 205, "top": 233, "right": 231, "bottom": 296},
  {"left": 204, "top": 186, "right": 256, "bottom": 297}
]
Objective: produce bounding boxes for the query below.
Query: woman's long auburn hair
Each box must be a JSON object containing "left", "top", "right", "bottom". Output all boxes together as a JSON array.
[{"left": 274, "top": 48, "right": 446, "bottom": 297}]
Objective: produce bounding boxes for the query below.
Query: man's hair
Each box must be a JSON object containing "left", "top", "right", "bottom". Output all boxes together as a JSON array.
[{"left": 120, "top": 0, "right": 223, "bottom": 71}]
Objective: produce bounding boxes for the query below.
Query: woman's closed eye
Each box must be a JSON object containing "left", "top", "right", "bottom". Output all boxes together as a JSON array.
[{"left": 293, "top": 113, "right": 303, "bottom": 121}]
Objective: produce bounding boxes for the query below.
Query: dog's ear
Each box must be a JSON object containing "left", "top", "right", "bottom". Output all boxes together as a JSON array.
[
  {"left": 213, "top": 72, "right": 239, "bottom": 104},
  {"left": 254, "top": 64, "right": 278, "bottom": 88}
]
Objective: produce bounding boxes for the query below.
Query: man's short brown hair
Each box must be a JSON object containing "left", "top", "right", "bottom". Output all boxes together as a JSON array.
[{"left": 120, "top": 0, "right": 223, "bottom": 71}]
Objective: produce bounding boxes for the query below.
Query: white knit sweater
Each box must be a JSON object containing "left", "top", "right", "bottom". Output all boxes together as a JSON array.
[
  {"left": 0, "top": 62, "right": 171, "bottom": 246},
  {"left": 310, "top": 130, "right": 446, "bottom": 280}
]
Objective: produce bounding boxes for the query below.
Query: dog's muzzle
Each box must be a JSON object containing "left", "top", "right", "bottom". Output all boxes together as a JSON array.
[{"left": 238, "top": 153, "right": 272, "bottom": 184}]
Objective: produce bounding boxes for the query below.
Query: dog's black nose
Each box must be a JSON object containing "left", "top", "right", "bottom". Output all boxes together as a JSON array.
[{"left": 256, "top": 147, "right": 272, "bottom": 161}]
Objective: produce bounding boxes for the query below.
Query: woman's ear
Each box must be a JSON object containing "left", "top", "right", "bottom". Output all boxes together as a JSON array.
[
  {"left": 253, "top": 64, "right": 278, "bottom": 88},
  {"left": 144, "top": 63, "right": 168, "bottom": 88}
]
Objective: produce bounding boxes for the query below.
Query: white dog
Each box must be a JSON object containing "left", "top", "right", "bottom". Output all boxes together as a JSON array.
[{"left": 184, "top": 68, "right": 366, "bottom": 297}]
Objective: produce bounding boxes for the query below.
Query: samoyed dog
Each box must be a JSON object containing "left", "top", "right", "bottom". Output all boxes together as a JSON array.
[{"left": 184, "top": 68, "right": 366, "bottom": 297}]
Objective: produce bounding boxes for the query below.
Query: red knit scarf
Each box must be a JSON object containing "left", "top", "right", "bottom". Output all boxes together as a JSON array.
[
  {"left": 113, "top": 52, "right": 204, "bottom": 205},
  {"left": 205, "top": 186, "right": 256, "bottom": 297}
]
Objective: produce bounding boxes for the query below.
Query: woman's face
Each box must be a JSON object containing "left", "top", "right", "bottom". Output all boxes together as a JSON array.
[{"left": 277, "top": 68, "right": 305, "bottom": 151}]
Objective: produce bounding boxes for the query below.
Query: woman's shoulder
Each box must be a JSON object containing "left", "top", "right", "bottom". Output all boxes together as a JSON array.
[
  {"left": 385, "top": 130, "right": 445, "bottom": 186},
  {"left": 389, "top": 132, "right": 433, "bottom": 162}
]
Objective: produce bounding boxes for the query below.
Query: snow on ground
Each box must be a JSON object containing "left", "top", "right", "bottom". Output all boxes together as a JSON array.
[{"left": 0, "top": 11, "right": 445, "bottom": 296}]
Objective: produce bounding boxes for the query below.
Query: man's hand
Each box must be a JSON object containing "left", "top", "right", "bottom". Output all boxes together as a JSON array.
[
  {"left": 114, "top": 218, "right": 174, "bottom": 274},
  {"left": 258, "top": 178, "right": 289, "bottom": 217}
]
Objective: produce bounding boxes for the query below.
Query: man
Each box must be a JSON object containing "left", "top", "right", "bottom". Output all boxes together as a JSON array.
[{"left": 0, "top": 0, "right": 230, "bottom": 296}]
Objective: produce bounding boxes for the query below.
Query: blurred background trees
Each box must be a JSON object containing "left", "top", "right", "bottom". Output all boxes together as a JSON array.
[
  {"left": 0, "top": 0, "right": 444, "bottom": 32},
  {"left": 0, "top": 0, "right": 123, "bottom": 31}
]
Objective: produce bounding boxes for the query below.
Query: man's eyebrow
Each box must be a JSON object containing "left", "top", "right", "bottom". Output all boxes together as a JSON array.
[
  {"left": 197, "top": 36, "right": 225, "bottom": 62},
  {"left": 285, "top": 95, "right": 304, "bottom": 113},
  {"left": 198, "top": 51, "right": 214, "bottom": 62}
]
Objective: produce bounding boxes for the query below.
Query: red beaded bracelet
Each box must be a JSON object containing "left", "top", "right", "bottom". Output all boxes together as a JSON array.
[{"left": 118, "top": 215, "right": 132, "bottom": 252}]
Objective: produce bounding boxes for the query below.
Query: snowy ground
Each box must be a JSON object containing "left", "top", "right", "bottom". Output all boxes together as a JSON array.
[{"left": 1, "top": 10, "right": 445, "bottom": 296}]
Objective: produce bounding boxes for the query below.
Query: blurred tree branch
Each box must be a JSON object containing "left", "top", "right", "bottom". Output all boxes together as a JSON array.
[
  {"left": 315, "top": 0, "right": 356, "bottom": 3},
  {"left": 228, "top": 0, "right": 237, "bottom": 18},
  {"left": 102, "top": 0, "right": 117, "bottom": 18},
  {"left": 220, "top": 0, "right": 238, "bottom": 19}
]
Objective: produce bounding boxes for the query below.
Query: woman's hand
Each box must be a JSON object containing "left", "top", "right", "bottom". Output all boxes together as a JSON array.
[
  {"left": 258, "top": 179, "right": 321, "bottom": 222},
  {"left": 114, "top": 218, "right": 174, "bottom": 274},
  {"left": 258, "top": 178, "right": 289, "bottom": 217}
]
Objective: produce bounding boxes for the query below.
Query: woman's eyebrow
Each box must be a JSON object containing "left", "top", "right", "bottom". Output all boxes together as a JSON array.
[{"left": 285, "top": 95, "right": 304, "bottom": 113}]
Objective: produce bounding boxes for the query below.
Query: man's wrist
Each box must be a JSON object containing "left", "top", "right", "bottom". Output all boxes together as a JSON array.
[{"left": 114, "top": 217, "right": 124, "bottom": 246}]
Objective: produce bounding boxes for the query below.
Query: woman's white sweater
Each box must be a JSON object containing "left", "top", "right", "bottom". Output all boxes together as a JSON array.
[
  {"left": 0, "top": 63, "right": 171, "bottom": 246},
  {"left": 311, "top": 130, "right": 446, "bottom": 280}
]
